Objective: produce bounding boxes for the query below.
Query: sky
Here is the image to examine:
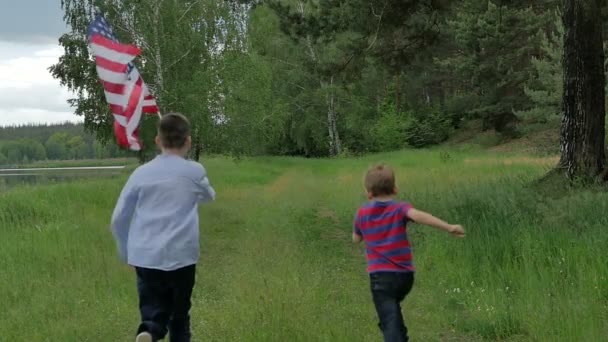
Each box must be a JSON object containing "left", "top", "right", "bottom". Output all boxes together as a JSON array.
[{"left": 0, "top": 0, "right": 79, "bottom": 126}]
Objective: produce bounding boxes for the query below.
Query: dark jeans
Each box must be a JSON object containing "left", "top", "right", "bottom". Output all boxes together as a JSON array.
[
  {"left": 370, "top": 272, "right": 415, "bottom": 342},
  {"left": 136, "top": 265, "right": 196, "bottom": 342}
]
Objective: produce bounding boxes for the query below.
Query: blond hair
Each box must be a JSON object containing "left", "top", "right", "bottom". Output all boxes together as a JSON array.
[{"left": 365, "top": 164, "right": 396, "bottom": 197}]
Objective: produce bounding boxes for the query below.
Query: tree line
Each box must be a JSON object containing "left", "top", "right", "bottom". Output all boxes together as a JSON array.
[
  {"left": 0, "top": 123, "right": 127, "bottom": 165},
  {"left": 52, "top": 0, "right": 607, "bottom": 181}
]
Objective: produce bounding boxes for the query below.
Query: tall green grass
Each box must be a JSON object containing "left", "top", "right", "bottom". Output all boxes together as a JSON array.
[{"left": 0, "top": 150, "right": 606, "bottom": 341}]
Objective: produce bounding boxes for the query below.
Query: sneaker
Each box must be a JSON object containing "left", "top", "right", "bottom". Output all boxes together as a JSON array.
[{"left": 135, "top": 332, "right": 153, "bottom": 342}]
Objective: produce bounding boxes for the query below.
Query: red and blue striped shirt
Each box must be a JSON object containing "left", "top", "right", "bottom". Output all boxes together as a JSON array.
[{"left": 354, "top": 200, "right": 415, "bottom": 274}]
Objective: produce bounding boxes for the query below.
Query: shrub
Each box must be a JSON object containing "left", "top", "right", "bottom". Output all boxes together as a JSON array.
[{"left": 404, "top": 105, "right": 452, "bottom": 148}]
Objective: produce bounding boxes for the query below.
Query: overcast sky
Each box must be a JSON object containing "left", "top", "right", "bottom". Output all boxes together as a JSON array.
[{"left": 0, "top": 0, "right": 79, "bottom": 126}]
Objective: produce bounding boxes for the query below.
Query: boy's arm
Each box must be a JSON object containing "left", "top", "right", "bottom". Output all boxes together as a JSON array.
[
  {"left": 111, "top": 178, "right": 138, "bottom": 262},
  {"left": 407, "top": 208, "right": 465, "bottom": 237},
  {"left": 352, "top": 212, "right": 363, "bottom": 243},
  {"left": 194, "top": 164, "right": 216, "bottom": 203}
]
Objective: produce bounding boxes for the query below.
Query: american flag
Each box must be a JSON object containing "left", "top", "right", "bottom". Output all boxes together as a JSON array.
[{"left": 87, "top": 14, "right": 159, "bottom": 151}]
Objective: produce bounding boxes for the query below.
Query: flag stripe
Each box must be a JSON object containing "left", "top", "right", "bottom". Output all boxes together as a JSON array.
[
  {"left": 95, "top": 56, "right": 128, "bottom": 73},
  {"left": 143, "top": 105, "right": 159, "bottom": 113},
  {"left": 143, "top": 98, "right": 156, "bottom": 106},
  {"left": 104, "top": 92, "right": 125, "bottom": 106},
  {"left": 90, "top": 35, "right": 141, "bottom": 58},
  {"left": 90, "top": 43, "right": 138, "bottom": 66},
  {"left": 113, "top": 114, "right": 128, "bottom": 126},
  {"left": 123, "top": 77, "right": 144, "bottom": 118},
  {"left": 96, "top": 67, "right": 128, "bottom": 84},
  {"left": 88, "top": 14, "right": 159, "bottom": 151},
  {"left": 109, "top": 104, "right": 124, "bottom": 115},
  {"left": 102, "top": 81, "right": 125, "bottom": 94}
]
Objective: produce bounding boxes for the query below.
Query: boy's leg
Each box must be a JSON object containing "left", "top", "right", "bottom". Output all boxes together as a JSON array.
[
  {"left": 370, "top": 272, "right": 414, "bottom": 342},
  {"left": 395, "top": 273, "right": 414, "bottom": 339},
  {"left": 168, "top": 265, "right": 196, "bottom": 342},
  {"left": 136, "top": 267, "right": 172, "bottom": 341}
]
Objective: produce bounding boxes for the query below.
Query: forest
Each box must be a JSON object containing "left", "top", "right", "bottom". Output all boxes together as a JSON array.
[
  {"left": 0, "top": 123, "right": 127, "bottom": 165},
  {"left": 49, "top": 0, "right": 575, "bottom": 159}
]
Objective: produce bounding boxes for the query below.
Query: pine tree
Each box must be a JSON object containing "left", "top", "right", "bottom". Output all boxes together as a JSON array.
[
  {"left": 440, "top": 0, "right": 546, "bottom": 133},
  {"left": 519, "top": 9, "right": 563, "bottom": 123}
]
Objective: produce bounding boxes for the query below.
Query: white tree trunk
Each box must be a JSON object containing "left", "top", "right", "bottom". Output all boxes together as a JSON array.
[
  {"left": 326, "top": 76, "right": 341, "bottom": 156},
  {"left": 299, "top": 1, "right": 341, "bottom": 157},
  {"left": 152, "top": 0, "right": 164, "bottom": 107}
]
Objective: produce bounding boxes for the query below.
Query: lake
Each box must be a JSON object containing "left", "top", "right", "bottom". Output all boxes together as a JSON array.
[{"left": 0, "top": 166, "right": 125, "bottom": 190}]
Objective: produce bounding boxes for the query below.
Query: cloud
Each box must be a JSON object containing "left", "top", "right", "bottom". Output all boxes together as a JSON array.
[
  {"left": 0, "top": 1, "right": 80, "bottom": 126},
  {"left": 0, "top": 109, "right": 80, "bottom": 126},
  {"left": 0, "top": 45, "right": 64, "bottom": 88},
  {"left": 0, "top": 85, "right": 72, "bottom": 113},
  {"left": 0, "top": 42, "right": 79, "bottom": 126},
  {"left": 0, "top": 0, "right": 67, "bottom": 44}
]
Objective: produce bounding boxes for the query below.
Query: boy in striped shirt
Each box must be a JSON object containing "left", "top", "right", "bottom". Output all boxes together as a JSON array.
[{"left": 353, "top": 164, "right": 464, "bottom": 342}]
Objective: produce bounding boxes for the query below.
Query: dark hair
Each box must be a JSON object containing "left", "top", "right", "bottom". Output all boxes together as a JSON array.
[
  {"left": 365, "top": 164, "right": 396, "bottom": 197},
  {"left": 158, "top": 113, "right": 190, "bottom": 148}
]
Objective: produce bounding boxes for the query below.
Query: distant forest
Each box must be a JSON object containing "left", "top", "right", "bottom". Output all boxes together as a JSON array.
[{"left": 0, "top": 123, "right": 128, "bottom": 166}]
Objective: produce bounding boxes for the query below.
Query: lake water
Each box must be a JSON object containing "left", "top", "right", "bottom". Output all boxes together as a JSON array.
[{"left": 0, "top": 166, "right": 125, "bottom": 190}]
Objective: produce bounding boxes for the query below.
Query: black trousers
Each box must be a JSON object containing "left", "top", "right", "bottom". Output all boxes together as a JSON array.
[
  {"left": 135, "top": 265, "right": 196, "bottom": 342},
  {"left": 370, "top": 272, "right": 415, "bottom": 342}
]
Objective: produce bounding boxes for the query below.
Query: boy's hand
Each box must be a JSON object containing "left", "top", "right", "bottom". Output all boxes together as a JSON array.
[{"left": 448, "top": 225, "right": 465, "bottom": 237}]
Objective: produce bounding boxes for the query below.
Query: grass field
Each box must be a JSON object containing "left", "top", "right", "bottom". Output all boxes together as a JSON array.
[{"left": 1, "top": 150, "right": 607, "bottom": 341}]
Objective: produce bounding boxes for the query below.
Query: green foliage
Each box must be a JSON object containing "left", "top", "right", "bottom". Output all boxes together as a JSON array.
[
  {"left": 47, "top": 0, "right": 575, "bottom": 157},
  {"left": 45, "top": 132, "right": 69, "bottom": 160},
  {"left": 51, "top": 0, "right": 243, "bottom": 159},
  {"left": 439, "top": 1, "right": 548, "bottom": 132},
  {"left": 0, "top": 139, "right": 47, "bottom": 165},
  {"left": 20, "top": 140, "right": 47, "bottom": 161},
  {"left": 404, "top": 105, "right": 452, "bottom": 148},
  {"left": 519, "top": 10, "right": 563, "bottom": 123},
  {"left": 369, "top": 102, "right": 453, "bottom": 150},
  {"left": 0, "top": 123, "right": 126, "bottom": 165},
  {"left": 217, "top": 50, "right": 286, "bottom": 156},
  {"left": 370, "top": 102, "right": 405, "bottom": 151}
]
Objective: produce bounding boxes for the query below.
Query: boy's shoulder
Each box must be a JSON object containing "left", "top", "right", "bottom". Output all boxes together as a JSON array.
[
  {"left": 173, "top": 159, "right": 208, "bottom": 182},
  {"left": 356, "top": 200, "right": 412, "bottom": 216},
  {"left": 358, "top": 200, "right": 410, "bottom": 208},
  {"left": 128, "top": 156, "right": 205, "bottom": 179},
  {"left": 185, "top": 160, "right": 207, "bottom": 178}
]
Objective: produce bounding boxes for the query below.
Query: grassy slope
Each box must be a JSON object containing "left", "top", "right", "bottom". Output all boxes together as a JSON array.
[
  {"left": 1, "top": 150, "right": 607, "bottom": 341},
  {"left": 448, "top": 119, "right": 561, "bottom": 156}
]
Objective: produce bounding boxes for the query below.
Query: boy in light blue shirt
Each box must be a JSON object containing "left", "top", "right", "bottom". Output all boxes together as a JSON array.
[{"left": 111, "top": 113, "right": 215, "bottom": 342}]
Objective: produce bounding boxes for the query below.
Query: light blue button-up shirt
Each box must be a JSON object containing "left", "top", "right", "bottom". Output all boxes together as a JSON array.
[{"left": 111, "top": 154, "right": 216, "bottom": 271}]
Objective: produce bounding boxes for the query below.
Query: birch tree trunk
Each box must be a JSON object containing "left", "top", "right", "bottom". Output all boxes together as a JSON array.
[
  {"left": 152, "top": 0, "right": 164, "bottom": 107},
  {"left": 298, "top": 1, "right": 342, "bottom": 157},
  {"left": 559, "top": 0, "right": 606, "bottom": 181},
  {"left": 326, "top": 76, "right": 342, "bottom": 156}
]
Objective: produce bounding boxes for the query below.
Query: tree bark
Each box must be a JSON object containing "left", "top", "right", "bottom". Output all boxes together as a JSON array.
[
  {"left": 559, "top": 0, "right": 606, "bottom": 181},
  {"left": 192, "top": 124, "right": 203, "bottom": 161},
  {"left": 326, "top": 76, "right": 342, "bottom": 157},
  {"left": 395, "top": 73, "right": 401, "bottom": 113}
]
